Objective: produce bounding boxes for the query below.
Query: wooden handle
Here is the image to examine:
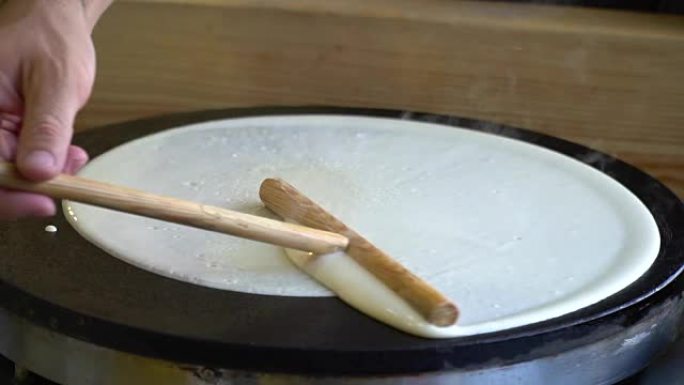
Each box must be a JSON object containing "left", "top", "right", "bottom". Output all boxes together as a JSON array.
[
  {"left": 259, "top": 178, "right": 459, "bottom": 327},
  {"left": 0, "top": 163, "right": 348, "bottom": 254}
]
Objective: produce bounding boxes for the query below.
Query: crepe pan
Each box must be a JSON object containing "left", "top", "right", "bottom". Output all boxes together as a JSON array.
[{"left": 0, "top": 107, "right": 682, "bottom": 385}]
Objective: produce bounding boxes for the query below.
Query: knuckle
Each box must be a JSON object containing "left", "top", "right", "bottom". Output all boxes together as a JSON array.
[
  {"left": 29, "top": 119, "right": 66, "bottom": 142},
  {"left": 0, "top": 131, "right": 17, "bottom": 160}
]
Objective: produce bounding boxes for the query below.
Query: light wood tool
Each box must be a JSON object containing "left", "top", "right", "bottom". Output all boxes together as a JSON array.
[
  {"left": 260, "top": 178, "right": 459, "bottom": 327},
  {"left": 0, "top": 162, "right": 348, "bottom": 254}
]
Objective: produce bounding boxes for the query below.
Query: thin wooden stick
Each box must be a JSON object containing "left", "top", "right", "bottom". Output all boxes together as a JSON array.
[
  {"left": 0, "top": 162, "right": 348, "bottom": 254},
  {"left": 259, "top": 178, "right": 459, "bottom": 327}
]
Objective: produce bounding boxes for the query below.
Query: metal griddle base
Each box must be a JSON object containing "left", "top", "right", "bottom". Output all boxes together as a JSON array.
[{"left": 0, "top": 353, "right": 663, "bottom": 385}]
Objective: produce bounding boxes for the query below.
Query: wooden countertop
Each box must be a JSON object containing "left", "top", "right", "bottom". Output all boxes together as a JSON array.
[{"left": 76, "top": 0, "right": 684, "bottom": 198}]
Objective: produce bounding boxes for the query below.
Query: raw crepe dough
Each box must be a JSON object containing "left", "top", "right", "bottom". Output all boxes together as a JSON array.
[{"left": 65, "top": 115, "right": 660, "bottom": 337}]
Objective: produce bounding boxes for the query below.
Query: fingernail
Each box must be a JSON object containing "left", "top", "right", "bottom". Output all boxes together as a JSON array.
[{"left": 23, "top": 150, "right": 56, "bottom": 171}]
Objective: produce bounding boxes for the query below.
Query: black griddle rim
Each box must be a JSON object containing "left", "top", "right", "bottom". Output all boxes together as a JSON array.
[{"left": 0, "top": 107, "right": 682, "bottom": 375}]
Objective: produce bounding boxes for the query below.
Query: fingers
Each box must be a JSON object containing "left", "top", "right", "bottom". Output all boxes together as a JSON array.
[
  {"left": 1, "top": 124, "right": 87, "bottom": 220},
  {"left": 0, "top": 129, "right": 17, "bottom": 160},
  {"left": 0, "top": 190, "right": 55, "bottom": 220},
  {"left": 64, "top": 145, "right": 89, "bottom": 175},
  {"left": 0, "top": 138, "right": 87, "bottom": 220},
  {"left": 0, "top": 123, "right": 55, "bottom": 219},
  {"left": 0, "top": 132, "right": 85, "bottom": 220},
  {"left": 1, "top": 129, "right": 87, "bottom": 172},
  {"left": 0, "top": 145, "right": 84, "bottom": 219},
  {"left": 0, "top": 120, "right": 18, "bottom": 132},
  {"left": 2, "top": 114, "right": 22, "bottom": 125},
  {"left": 17, "top": 62, "right": 81, "bottom": 181},
  {"left": 0, "top": 113, "right": 21, "bottom": 132}
]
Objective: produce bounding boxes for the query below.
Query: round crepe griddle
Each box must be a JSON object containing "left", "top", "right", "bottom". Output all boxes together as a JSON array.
[{"left": 0, "top": 107, "right": 682, "bottom": 375}]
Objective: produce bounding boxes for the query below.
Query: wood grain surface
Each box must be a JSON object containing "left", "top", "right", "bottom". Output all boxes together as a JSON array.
[
  {"left": 77, "top": 0, "right": 684, "bottom": 197},
  {"left": 259, "top": 178, "right": 459, "bottom": 326},
  {"left": 0, "top": 162, "right": 349, "bottom": 253}
]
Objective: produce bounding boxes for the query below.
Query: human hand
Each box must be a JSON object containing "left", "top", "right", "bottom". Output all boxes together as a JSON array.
[{"left": 0, "top": 0, "right": 106, "bottom": 220}]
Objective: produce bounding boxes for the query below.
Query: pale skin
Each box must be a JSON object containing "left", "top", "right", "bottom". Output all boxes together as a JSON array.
[{"left": 0, "top": 0, "right": 113, "bottom": 220}]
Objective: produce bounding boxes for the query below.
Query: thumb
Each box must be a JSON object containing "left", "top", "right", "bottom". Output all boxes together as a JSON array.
[{"left": 17, "top": 68, "right": 81, "bottom": 181}]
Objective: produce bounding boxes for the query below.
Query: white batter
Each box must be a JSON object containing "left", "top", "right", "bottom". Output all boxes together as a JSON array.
[{"left": 64, "top": 115, "right": 660, "bottom": 337}]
